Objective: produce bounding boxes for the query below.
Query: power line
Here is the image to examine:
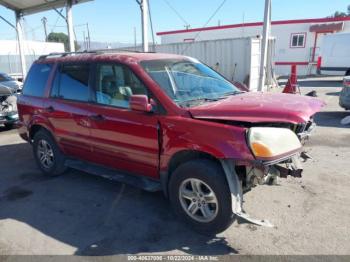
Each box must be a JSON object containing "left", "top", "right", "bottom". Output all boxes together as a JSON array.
[
  {"left": 47, "top": 23, "right": 89, "bottom": 28},
  {"left": 161, "top": 0, "right": 190, "bottom": 28},
  {"left": 49, "top": 8, "right": 63, "bottom": 34},
  {"left": 180, "top": 0, "right": 228, "bottom": 54}
]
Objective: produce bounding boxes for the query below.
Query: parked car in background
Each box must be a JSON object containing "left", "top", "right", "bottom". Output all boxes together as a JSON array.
[
  {"left": 0, "top": 72, "right": 23, "bottom": 92},
  {"left": 17, "top": 51, "right": 324, "bottom": 234},
  {"left": 318, "top": 33, "right": 350, "bottom": 76},
  {"left": 0, "top": 84, "right": 19, "bottom": 129},
  {"left": 340, "top": 76, "right": 350, "bottom": 110}
]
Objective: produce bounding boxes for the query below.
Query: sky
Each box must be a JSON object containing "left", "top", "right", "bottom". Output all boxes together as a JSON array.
[{"left": 0, "top": 0, "right": 349, "bottom": 44}]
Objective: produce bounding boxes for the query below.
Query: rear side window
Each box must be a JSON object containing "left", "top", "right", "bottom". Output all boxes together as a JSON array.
[
  {"left": 52, "top": 64, "right": 90, "bottom": 102},
  {"left": 23, "top": 63, "right": 52, "bottom": 97}
]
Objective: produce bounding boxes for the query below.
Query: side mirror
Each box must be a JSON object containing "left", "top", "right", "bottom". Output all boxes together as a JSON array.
[{"left": 130, "top": 95, "right": 152, "bottom": 113}]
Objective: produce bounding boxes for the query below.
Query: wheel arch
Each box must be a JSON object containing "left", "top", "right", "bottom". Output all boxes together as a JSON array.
[
  {"left": 161, "top": 149, "right": 223, "bottom": 197},
  {"left": 27, "top": 114, "right": 55, "bottom": 142},
  {"left": 29, "top": 124, "right": 54, "bottom": 141}
]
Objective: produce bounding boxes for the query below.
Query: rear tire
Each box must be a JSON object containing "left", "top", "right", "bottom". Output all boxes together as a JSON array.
[
  {"left": 169, "top": 159, "right": 235, "bottom": 235},
  {"left": 33, "top": 129, "right": 67, "bottom": 176}
]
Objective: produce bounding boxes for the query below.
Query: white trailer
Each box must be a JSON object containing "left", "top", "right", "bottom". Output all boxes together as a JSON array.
[
  {"left": 156, "top": 37, "right": 264, "bottom": 91},
  {"left": 0, "top": 40, "right": 64, "bottom": 78},
  {"left": 157, "top": 17, "right": 350, "bottom": 76},
  {"left": 117, "top": 37, "right": 274, "bottom": 91},
  {"left": 319, "top": 33, "right": 350, "bottom": 76}
]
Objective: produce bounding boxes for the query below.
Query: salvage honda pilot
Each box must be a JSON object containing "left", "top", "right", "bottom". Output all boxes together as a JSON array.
[{"left": 17, "top": 51, "right": 324, "bottom": 234}]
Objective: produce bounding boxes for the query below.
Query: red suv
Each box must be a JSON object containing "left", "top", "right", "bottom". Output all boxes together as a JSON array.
[{"left": 17, "top": 51, "right": 324, "bottom": 234}]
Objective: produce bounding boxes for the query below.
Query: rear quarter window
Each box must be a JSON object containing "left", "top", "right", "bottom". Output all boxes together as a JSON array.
[{"left": 23, "top": 63, "right": 52, "bottom": 97}]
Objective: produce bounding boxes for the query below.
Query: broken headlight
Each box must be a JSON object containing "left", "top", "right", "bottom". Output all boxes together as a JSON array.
[{"left": 248, "top": 127, "right": 302, "bottom": 159}]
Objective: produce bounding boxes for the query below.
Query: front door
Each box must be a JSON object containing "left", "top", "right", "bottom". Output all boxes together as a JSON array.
[{"left": 87, "top": 63, "right": 160, "bottom": 179}]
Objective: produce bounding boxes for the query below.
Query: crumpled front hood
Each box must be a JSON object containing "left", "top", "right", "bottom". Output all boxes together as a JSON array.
[{"left": 189, "top": 92, "right": 325, "bottom": 124}]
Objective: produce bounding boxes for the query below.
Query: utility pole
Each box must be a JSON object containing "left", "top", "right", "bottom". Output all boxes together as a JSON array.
[
  {"left": 141, "top": 0, "right": 149, "bottom": 52},
  {"left": 258, "top": 0, "right": 271, "bottom": 92},
  {"left": 41, "top": 17, "right": 48, "bottom": 41},
  {"left": 86, "top": 22, "right": 91, "bottom": 50},
  {"left": 83, "top": 31, "right": 86, "bottom": 50},
  {"left": 134, "top": 26, "right": 137, "bottom": 50},
  {"left": 66, "top": 0, "right": 75, "bottom": 52}
]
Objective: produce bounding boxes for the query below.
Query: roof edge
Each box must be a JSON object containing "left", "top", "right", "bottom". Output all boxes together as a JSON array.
[{"left": 157, "top": 16, "right": 350, "bottom": 36}]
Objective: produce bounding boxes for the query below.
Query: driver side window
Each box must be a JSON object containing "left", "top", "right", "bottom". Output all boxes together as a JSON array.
[{"left": 95, "top": 64, "right": 147, "bottom": 108}]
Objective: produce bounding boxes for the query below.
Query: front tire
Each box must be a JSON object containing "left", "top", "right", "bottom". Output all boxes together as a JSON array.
[
  {"left": 33, "top": 129, "right": 67, "bottom": 176},
  {"left": 169, "top": 159, "right": 235, "bottom": 235}
]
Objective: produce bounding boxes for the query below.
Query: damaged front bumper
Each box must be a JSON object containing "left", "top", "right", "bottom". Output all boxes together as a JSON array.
[
  {"left": 296, "top": 119, "right": 316, "bottom": 144},
  {"left": 220, "top": 152, "right": 308, "bottom": 228},
  {"left": 243, "top": 152, "right": 307, "bottom": 191},
  {"left": 0, "top": 111, "right": 19, "bottom": 125}
]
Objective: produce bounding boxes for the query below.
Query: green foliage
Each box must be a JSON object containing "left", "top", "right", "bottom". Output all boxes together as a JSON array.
[
  {"left": 47, "top": 32, "right": 81, "bottom": 52},
  {"left": 333, "top": 11, "right": 348, "bottom": 17},
  {"left": 47, "top": 32, "right": 69, "bottom": 51},
  {"left": 331, "top": 4, "right": 350, "bottom": 17}
]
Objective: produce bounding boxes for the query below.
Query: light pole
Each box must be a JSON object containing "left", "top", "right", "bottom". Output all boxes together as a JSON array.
[
  {"left": 136, "top": 0, "right": 149, "bottom": 52},
  {"left": 141, "top": 0, "right": 149, "bottom": 52},
  {"left": 41, "top": 17, "right": 48, "bottom": 41},
  {"left": 66, "top": 0, "right": 75, "bottom": 52},
  {"left": 258, "top": 0, "right": 271, "bottom": 92}
]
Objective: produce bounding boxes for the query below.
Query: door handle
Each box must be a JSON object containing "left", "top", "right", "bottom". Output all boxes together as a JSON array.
[
  {"left": 89, "top": 114, "right": 105, "bottom": 121},
  {"left": 45, "top": 106, "right": 54, "bottom": 113}
]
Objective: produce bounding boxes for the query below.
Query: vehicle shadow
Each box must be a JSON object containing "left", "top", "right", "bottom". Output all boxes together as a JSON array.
[
  {"left": 0, "top": 143, "right": 237, "bottom": 255},
  {"left": 325, "top": 91, "right": 340, "bottom": 96},
  {"left": 0, "top": 125, "right": 13, "bottom": 133},
  {"left": 298, "top": 80, "right": 343, "bottom": 88},
  {"left": 314, "top": 111, "right": 350, "bottom": 128}
]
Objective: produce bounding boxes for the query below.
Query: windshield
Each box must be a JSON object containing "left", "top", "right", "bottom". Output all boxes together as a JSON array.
[
  {"left": 0, "top": 73, "right": 15, "bottom": 82},
  {"left": 141, "top": 58, "right": 241, "bottom": 107}
]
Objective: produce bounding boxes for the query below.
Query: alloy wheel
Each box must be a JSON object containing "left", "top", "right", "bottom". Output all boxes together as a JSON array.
[
  {"left": 179, "top": 178, "right": 219, "bottom": 223},
  {"left": 37, "top": 139, "right": 54, "bottom": 169}
]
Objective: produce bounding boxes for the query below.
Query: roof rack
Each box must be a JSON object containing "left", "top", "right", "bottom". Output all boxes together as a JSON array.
[
  {"left": 93, "top": 48, "right": 156, "bottom": 54},
  {"left": 38, "top": 48, "right": 156, "bottom": 60},
  {"left": 38, "top": 50, "right": 97, "bottom": 60}
]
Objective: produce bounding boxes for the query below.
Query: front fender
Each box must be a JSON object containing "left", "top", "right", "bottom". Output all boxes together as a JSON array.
[{"left": 159, "top": 116, "right": 255, "bottom": 172}]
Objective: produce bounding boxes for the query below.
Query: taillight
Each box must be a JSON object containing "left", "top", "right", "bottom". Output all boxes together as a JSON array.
[
  {"left": 344, "top": 77, "right": 350, "bottom": 88},
  {"left": 317, "top": 56, "right": 322, "bottom": 70}
]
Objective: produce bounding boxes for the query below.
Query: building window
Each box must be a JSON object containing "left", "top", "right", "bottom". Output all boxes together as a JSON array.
[{"left": 290, "top": 33, "right": 306, "bottom": 48}]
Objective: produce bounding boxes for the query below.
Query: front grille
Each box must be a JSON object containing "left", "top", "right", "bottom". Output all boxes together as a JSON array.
[{"left": 295, "top": 118, "right": 314, "bottom": 134}]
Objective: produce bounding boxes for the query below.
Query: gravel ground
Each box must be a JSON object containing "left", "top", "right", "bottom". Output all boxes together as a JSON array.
[{"left": 0, "top": 76, "right": 349, "bottom": 255}]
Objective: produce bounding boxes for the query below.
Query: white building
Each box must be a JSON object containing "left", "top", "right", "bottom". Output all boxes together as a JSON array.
[
  {"left": 157, "top": 17, "right": 350, "bottom": 76},
  {"left": 0, "top": 40, "right": 64, "bottom": 75}
]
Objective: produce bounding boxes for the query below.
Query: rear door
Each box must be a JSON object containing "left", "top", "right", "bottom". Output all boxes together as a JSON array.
[
  {"left": 45, "top": 63, "right": 95, "bottom": 162},
  {"left": 87, "top": 63, "right": 160, "bottom": 179}
]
